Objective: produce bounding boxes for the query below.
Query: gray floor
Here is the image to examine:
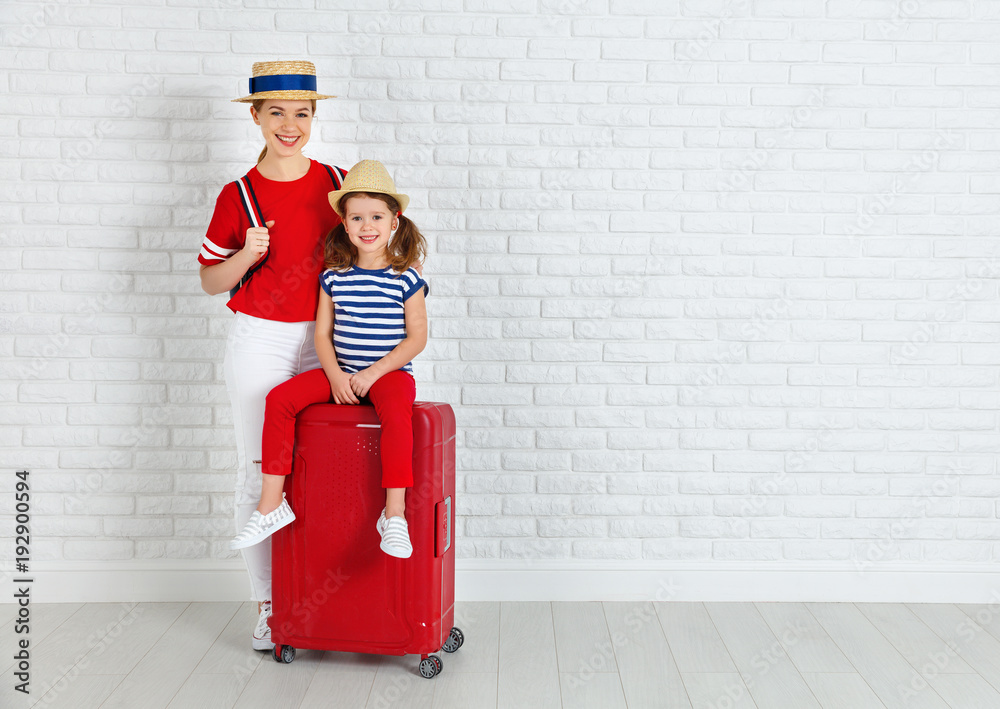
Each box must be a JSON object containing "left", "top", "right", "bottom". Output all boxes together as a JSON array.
[{"left": 1, "top": 600, "right": 999, "bottom": 708}]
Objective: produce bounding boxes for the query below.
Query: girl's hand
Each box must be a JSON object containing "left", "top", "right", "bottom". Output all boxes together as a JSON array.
[
  {"left": 328, "top": 370, "right": 359, "bottom": 405},
  {"left": 240, "top": 220, "right": 274, "bottom": 264},
  {"left": 349, "top": 368, "right": 380, "bottom": 399}
]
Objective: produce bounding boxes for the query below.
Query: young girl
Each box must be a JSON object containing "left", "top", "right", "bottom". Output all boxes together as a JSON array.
[
  {"left": 230, "top": 159, "right": 428, "bottom": 559},
  {"left": 198, "top": 60, "right": 344, "bottom": 651}
]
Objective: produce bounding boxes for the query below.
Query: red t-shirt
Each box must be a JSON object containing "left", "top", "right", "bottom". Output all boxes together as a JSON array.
[{"left": 199, "top": 159, "right": 345, "bottom": 322}]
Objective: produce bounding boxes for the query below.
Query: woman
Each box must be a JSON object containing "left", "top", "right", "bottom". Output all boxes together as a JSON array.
[{"left": 197, "top": 60, "right": 345, "bottom": 651}]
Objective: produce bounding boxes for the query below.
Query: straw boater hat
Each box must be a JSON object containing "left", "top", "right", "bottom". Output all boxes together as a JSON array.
[
  {"left": 232, "top": 60, "right": 335, "bottom": 103},
  {"left": 328, "top": 160, "right": 410, "bottom": 217}
]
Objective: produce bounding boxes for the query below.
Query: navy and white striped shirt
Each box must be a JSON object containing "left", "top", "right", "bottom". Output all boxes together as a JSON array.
[{"left": 320, "top": 266, "right": 428, "bottom": 374}]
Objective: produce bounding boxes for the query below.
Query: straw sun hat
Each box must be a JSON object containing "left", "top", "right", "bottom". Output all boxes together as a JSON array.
[
  {"left": 232, "top": 60, "right": 335, "bottom": 103},
  {"left": 328, "top": 160, "right": 411, "bottom": 217}
]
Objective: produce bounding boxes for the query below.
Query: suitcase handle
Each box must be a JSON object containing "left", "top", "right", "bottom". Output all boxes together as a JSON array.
[{"left": 434, "top": 497, "right": 452, "bottom": 557}]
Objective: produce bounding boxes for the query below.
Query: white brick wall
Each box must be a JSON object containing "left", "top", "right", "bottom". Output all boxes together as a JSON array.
[{"left": 3, "top": 1, "right": 1000, "bottom": 589}]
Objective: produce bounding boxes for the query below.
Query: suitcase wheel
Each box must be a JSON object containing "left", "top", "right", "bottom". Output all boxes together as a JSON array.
[
  {"left": 418, "top": 655, "right": 442, "bottom": 678},
  {"left": 442, "top": 626, "right": 464, "bottom": 653},
  {"left": 272, "top": 644, "right": 296, "bottom": 664}
]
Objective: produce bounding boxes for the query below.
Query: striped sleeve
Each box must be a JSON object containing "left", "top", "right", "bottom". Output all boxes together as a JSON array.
[
  {"left": 320, "top": 269, "right": 335, "bottom": 296},
  {"left": 198, "top": 183, "right": 244, "bottom": 266},
  {"left": 401, "top": 267, "right": 428, "bottom": 301}
]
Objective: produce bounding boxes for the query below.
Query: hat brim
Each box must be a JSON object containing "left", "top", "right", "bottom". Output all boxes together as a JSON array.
[
  {"left": 232, "top": 90, "right": 336, "bottom": 103},
  {"left": 329, "top": 189, "right": 410, "bottom": 217}
]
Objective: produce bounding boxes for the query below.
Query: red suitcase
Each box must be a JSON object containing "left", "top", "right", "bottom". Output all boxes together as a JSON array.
[{"left": 268, "top": 401, "right": 462, "bottom": 678}]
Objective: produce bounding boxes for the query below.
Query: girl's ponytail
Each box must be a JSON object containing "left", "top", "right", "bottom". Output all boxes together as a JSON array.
[
  {"left": 323, "top": 221, "right": 355, "bottom": 272},
  {"left": 388, "top": 213, "right": 427, "bottom": 273}
]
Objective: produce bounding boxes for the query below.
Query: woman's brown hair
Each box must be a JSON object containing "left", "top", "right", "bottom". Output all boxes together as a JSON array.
[
  {"left": 324, "top": 193, "right": 427, "bottom": 273},
  {"left": 251, "top": 98, "right": 316, "bottom": 163}
]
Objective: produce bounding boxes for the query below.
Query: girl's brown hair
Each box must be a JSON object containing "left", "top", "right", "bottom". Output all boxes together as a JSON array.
[
  {"left": 251, "top": 98, "right": 316, "bottom": 163},
  {"left": 324, "top": 192, "right": 427, "bottom": 273}
]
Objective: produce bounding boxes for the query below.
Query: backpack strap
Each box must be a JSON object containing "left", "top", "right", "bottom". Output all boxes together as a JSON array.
[
  {"left": 228, "top": 164, "right": 348, "bottom": 299},
  {"left": 321, "top": 163, "right": 348, "bottom": 190},
  {"left": 229, "top": 173, "right": 270, "bottom": 299},
  {"left": 235, "top": 173, "right": 265, "bottom": 229}
]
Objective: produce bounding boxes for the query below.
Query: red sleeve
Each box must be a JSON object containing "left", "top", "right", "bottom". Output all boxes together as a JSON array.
[{"left": 198, "top": 182, "right": 245, "bottom": 266}]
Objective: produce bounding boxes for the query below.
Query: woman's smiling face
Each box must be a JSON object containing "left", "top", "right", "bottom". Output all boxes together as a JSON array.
[{"left": 252, "top": 100, "right": 313, "bottom": 158}]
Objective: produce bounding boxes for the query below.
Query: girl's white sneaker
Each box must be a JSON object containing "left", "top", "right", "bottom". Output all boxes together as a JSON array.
[
  {"left": 378, "top": 513, "right": 413, "bottom": 558},
  {"left": 231, "top": 495, "right": 295, "bottom": 550}
]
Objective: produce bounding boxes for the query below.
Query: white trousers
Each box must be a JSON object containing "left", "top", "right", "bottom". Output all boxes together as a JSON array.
[{"left": 223, "top": 311, "right": 320, "bottom": 602}]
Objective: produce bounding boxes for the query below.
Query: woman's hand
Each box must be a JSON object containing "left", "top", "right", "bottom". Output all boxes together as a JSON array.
[
  {"left": 240, "top": 220, "right": 274, "bottom": 264},
  {"left": 350, "top": 368, "right": 380, "bottom": 399},
  {"left": 328, "top": 369, "right": 359, "bottom": 405}
]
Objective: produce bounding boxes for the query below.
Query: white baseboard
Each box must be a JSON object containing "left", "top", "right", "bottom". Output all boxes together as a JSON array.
[
  {"left": 5, "top": 561, "right": 251, "bottom": 604},
  {"left": 4, "top": 560, "right": 1000, "bottom": 604},
  {"left": 456, "top": 560, "right": 1000, "bottom": 603}
]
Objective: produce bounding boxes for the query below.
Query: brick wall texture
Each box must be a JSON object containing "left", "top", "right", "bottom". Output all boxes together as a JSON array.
[{"left": 3, "top": 0, "right": 1000, "bottom": 569}]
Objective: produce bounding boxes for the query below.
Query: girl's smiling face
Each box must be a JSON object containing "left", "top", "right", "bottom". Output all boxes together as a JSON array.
[
  {"left": 252, "top": 100, "right": 313, "bottom": 158},
  {"left": 341, "top": 194, "right": 399, "bottom": 268}
]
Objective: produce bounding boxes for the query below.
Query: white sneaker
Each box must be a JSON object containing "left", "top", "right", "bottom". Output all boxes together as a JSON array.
[
  {"left": 378, "top": 513, "right": 413, "bottom": 559},
  {"left": 231, "top": 494, "right": 295, "bottom": 550},
  {"left": 253, "top": 601, "right": 274, "bottom": 651}
]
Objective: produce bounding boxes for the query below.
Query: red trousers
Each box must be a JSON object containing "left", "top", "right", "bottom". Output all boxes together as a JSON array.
[{"left": 261, "top": 367, "right": 416, "bottom": 488}]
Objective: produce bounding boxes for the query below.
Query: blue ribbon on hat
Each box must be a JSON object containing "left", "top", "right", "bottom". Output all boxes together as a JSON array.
[{"left": 249, "top": 74, "right": 317, "bottom": 94}]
